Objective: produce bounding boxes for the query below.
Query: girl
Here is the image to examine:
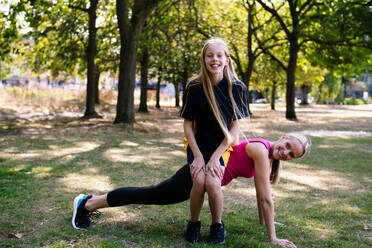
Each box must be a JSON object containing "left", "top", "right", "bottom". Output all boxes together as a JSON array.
[
  {"left": 72, "top": 133, "right": 310, "bottom": 248},
  {"left": 180, "top": 37, "right": 248, "bottom": 244}
]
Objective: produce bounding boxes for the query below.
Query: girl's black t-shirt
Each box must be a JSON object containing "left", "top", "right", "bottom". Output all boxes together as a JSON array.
[{"left": 180, "top": 77, "right": 248, "bottom": 162}]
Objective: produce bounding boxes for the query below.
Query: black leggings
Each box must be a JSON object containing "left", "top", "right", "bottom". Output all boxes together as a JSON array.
[{"left": 107, "top": 164, "right": 193, "bottom": 207}]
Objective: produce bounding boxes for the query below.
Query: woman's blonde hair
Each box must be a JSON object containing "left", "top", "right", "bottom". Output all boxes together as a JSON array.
[
  {"left": 270, "top": 133, "right": 312, "bottom": 184},
  {"left": 191, "top": 37, "right": 239, "bottom": 144}
]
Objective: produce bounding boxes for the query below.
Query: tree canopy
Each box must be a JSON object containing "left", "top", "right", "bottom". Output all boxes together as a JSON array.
[{"left": 2, "top": 0, "right": 371, "bottom": 121}]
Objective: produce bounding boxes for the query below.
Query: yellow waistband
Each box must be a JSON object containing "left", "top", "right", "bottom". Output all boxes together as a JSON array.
[{"left": 183, "top": 136, "right": 232, "bottom": 167}]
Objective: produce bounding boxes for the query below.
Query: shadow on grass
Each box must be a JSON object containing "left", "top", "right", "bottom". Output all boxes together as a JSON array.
[
  {"left": 0, "top": 123, "right": 193, "bottom": 247},
  {"left": 0, "top": 113, "right": 371, "bottom": 247}
]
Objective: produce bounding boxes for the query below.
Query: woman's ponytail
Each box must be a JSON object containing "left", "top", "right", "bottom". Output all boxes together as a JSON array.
[{"left": 270, "top": 159, "right": 281, "bottom": 184}]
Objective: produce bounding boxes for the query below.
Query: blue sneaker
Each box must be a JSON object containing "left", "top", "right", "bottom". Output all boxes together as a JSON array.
[{"left": 72, "top": 194, "right": 92, "bottom": 229}]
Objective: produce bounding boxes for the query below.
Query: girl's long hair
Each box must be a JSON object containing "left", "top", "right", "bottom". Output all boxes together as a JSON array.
[
  {"left": 270, "top": 133, "right": 312, "bottom": 184},
  {"left": 191, "top": 37, "right": 239, "bottom": 144}
]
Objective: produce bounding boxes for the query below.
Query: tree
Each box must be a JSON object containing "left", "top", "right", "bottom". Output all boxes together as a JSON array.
[
  {"left": 227, "top": 0, "right": 260, "bottom": 115},
  {"left": 0, "top": 5, "right": 19, "bottom": 78},
  {"left": 229, "top": 0, "right": 282, "bottom": 115},
  {"left": 295, "top": 56, "right": 326, "bottom": 105},
  {"left": 95, "top": 2, "right": 121, "bottom": 102},
  {"left": 250, "top": 53, "right": 286, "bottom": 110},
  {"left": 14, "top": 0, "right": 120, "bottom": 118},
  {"left": 136, "top": 1, "right": 178, "bottom": 111},
  {"left": 305, "top": 0, "right": 372, "bottom": 80},
  {"left": 255, "top": 0, "right": 315, "bottom": 120},
  {"left": 138, "top": 44, "right": 149, "bottom": 112},
  {"left": 140, "top": 5, "right": 169, "bottom": 110},
  {"left": 256, "top": 0, "right": 372, "bottom": 119},
  {"left": 191, "top": 0, "right": 280, "bottom": 115},
  {"left": 115, "top": 0, "right": 164, "bottom": 124},
  {"left": 147, "top": 0, "right": 202, "bottom": 108},
  {"left": 166, "top": 3, "right": 203, "bottom": 107},
  {"left": 312, "top": 71, "right": 342, "bottom": 104},
  {"left": 75, "top": 0, "right": 102, "bottom": 118}
]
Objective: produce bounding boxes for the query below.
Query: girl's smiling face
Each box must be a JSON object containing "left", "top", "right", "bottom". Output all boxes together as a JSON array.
[{"left": 203, "top": 43, "right": 230, "bottom": 78}]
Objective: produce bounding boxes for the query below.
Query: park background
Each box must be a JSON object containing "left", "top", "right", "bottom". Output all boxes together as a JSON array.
[{"left": 1, "top": 0, "right": 372, "bottom": 247}]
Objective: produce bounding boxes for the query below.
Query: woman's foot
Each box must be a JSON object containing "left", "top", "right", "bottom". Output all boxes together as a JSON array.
[{"left": 72, "top": 194, "right": 92, "bottom": 229}]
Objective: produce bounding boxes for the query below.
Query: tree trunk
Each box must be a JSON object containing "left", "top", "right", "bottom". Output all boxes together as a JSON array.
[
  {"left": 285, "top": 38, "right": 298, "bottom": 120},
  {"left": 245, "top": 0, "right": 255, "bottom": 116},
  {"left": 156, "top": 66, "right": 162, "bottom": 109},
  {"left": 179, "top": 68, "right": 189, "bottom": 108},
  {"left": 114, "top": 0, "right": 162, "bottom": 124},
  {"left": 84, "top": 0, "right": 101, "bottom": 118},
  {"left": 300, "top": 85, "right": 309, "bottom": 105},
  {"left": 241, "top": 73, "right": 252, "bottom": 116},
  {"left": 94, "top": 64, "right": 100, "bottom": 105},
  {"left": 114, "top": 28, "right": 141, "bottom": 123},
  {"left": 138, "top": 47, "right": 149, "bottom": 112},
  {"left": 182, "top": 81, "right": 187, "bottom": 106},
  {"left": 175, "top": 82, "right": 180, "bottom": 107},
  {"left": 271, "top": 80, "right": 276, "bottom": 110},
  {"left": 230, "top": 0, "right": 255, "bottom": 116}
]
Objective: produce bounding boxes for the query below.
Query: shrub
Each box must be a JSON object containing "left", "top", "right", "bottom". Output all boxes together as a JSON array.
[{"left": 344, "top": 98, "right": 366, "bottom": 105}]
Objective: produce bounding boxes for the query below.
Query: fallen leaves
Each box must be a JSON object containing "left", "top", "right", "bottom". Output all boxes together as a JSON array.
[
  {"left": 364, "top": 224, "right": 372, "bottom": 231},
  {"left": 7, "top": 233, "right": 23, "bottom": 239}
]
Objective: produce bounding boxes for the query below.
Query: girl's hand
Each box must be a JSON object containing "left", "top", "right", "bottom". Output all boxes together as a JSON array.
[
  {"left": 270, "top": 238, "right": 297, "bottom": 248},
  {"left": 206, "top": 157, "right": 225, "bottom": 180},
  {"left": 190, "top": 156, "right": 205, "bottom": 179}
]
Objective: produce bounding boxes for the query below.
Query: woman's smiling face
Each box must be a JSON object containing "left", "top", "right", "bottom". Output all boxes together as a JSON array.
[{"left": 271, "top": 136, "right": 304, "bottom": 161}]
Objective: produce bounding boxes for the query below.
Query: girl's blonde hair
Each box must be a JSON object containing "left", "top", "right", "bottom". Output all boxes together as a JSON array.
[
  {"left": 191, "top": 37, "right": 239, "bottom": 145},
  {"left": 270, "top": 133, "right": 312, "bottom": 184}
]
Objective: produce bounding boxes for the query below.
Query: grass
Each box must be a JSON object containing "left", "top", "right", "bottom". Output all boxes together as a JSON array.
[{"left": 0, "top": 88, "right": 372, "bottom": 247}]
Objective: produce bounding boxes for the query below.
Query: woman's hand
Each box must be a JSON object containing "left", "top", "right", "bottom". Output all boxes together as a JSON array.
[
  {"left": 206, "top": 157, "right": 225, "bottom": 180},
  {"left": 190, "top": 156, "right": 205, "bottom": 180},
  {"left": 270, "top": 238, "right": 297, "bottom": 248}
]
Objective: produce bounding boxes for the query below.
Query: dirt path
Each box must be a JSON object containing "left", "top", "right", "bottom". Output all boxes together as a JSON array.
[{"left": 1, "top": 89, "right": 372, "bottom": 137}]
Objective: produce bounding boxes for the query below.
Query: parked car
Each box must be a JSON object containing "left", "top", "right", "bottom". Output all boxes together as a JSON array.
[
  {"left": 2, "top": 78, "right": 22, "bottom": 86},
  {"left": 254, "top": 98, "right": 268, "bottom": 104},
  {"left": 135, "top": 81, "right": 166, "bottom": 90}
]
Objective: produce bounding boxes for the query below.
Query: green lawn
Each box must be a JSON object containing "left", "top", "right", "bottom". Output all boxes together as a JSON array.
[{"left": 0, "top": 96, "right": 371, "bottom": 247}]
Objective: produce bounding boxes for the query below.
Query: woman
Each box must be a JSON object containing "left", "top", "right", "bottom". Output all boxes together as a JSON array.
[{"left": 72, "top": 133, "right": 310, "bottom": 248}]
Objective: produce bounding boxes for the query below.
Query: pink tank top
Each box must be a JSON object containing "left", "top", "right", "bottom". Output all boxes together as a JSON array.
[{"left": 221, "top": 138, "right": 271, "bottom": 186}]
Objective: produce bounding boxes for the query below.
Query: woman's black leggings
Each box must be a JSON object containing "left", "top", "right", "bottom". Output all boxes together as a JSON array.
[{"left": 107, "top": 164, "right": 193, "bottom": 207}]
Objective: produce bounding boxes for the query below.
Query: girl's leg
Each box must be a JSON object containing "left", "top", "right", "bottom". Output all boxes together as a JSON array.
[
  {"left": 186, "top": 169, "right": 205, "bottom": 243},
  {"left": 205, "top": 173, "right": 223, "bottom": 224},
  {"left": 205, "top": 172, "right": 226, "bottom": 244},
  {"left": 189, "top": 172, "right": 206, "bottom": 222}
]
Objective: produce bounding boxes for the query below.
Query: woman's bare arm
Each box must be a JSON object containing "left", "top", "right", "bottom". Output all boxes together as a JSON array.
[{"left": 246, "top": 143, "right": 296, "bottom": 248}]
